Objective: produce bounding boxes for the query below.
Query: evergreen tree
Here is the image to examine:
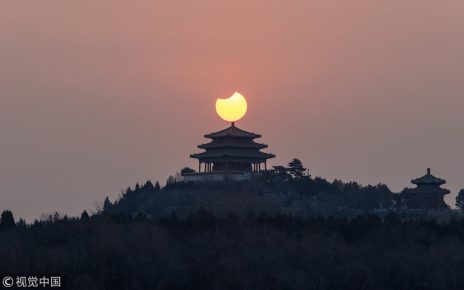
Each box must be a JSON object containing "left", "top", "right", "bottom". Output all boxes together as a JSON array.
[
  {"left": 103, "top": 196, "right": 112, "bottom": 212},
  {"left": 144, "top": 180, "right": 155, "bottom": 190},
  {"left": 154, "top": 181, "right": 161, "bottom": 191},
  {"left": 166, "top": 175, "right": 176, "bottom": 186},
  {"left": 456, "top": 189, "right": 464, "bottom": 210},
  {"left": 287, "top": 158, "right": 307, "bottom": 180},
  {"left": 17, "top": 218, "right": 26, "bottom": 227},
  {"left": 1, "top": 210, "right": 15, "bottom": 228},
  {"left": 272, "top": 165, "right": 290, "bottom": 181},
  {"left": 80, "top": 210, "right": 90, "bottom": 221}
]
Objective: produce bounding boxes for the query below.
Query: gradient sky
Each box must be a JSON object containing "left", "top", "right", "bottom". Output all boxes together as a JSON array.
[{"left": 1, "top": 1, "right": 464, "bottom": 221}]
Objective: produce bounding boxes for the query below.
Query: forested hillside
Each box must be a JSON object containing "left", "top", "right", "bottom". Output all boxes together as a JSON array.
[
  {"left": 105, "top": 159, "right": 400, "bottom": 218},
  {"left": 1, "top": 210, "right": 464, "bottom": 290}
]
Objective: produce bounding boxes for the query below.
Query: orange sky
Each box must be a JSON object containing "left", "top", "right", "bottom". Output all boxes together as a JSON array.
[{"left": 1, "top": 0, "right": 464, "bottom": 220}]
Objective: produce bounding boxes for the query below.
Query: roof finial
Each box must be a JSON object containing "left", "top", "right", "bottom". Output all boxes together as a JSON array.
[{"left": 427, "top": 168, "right": 431, "bottom": 175}]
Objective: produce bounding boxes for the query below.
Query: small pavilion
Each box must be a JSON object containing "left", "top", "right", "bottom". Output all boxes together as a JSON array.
[{"left": 402, "top": 168, "right": 450, "bottom": 209}]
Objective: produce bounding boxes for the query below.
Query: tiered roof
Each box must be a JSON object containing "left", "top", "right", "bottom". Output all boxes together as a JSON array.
[
  {"left": 411, "top": 168, "right": 446, "bottom": 186},
  {"left": 198, "top": 139, "right": 268, "bottom": 150},
  {"left": 191, "top": 123, "right": 275, "bottom": 162},
  {"left": 191, "top": 150, "right": 275, "bottom": 160},
  {"left": 409, "top": 168, "right": 450, "bottom": 195},
  {"left": 204, "top": 125, "right": 261, "bottom": 139}
]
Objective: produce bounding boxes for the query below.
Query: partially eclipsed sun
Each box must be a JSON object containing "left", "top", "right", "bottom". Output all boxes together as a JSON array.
[{"left": 216, "top": 92, "right": 248, "bottom": 122}]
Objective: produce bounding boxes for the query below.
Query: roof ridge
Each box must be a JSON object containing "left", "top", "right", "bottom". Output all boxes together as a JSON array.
[{"left": 205, "top": 125, "right": 261, "bottom": 139}]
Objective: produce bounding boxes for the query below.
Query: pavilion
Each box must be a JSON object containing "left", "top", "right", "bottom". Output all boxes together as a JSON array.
[
  {"left": 184, "top": 122, "right": 275, "bottom": 181},
  {"left": 402, "top": 168, "right": 450, "bottom": 209}
]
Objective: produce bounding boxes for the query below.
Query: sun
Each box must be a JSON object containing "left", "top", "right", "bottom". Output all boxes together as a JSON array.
[{"left": 215, "top": 92, "right": 248, "bottom": 123}]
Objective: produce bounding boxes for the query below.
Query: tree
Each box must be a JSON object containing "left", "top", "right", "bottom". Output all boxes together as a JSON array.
[
  {"left": 134, "top": 211, "right": 147, "bottom": 221},
  {"left": 180, "top": 167, "right": 195, "bottom": 175},
  {"left": 81, "top": 210, "right": 90, "bottom": 221},
  {"left": 456, "top": 189, "right": 464, "bottom": 210},
  {"left": 17, "top": 218, "right": 26, "bottom": 227},
  {"left": 272, "top": 165, "right": 291, "bottom": 181},
  {"left": 154, "top": 181, "right": 161, "bottom": 191},
  {"left": 143, "top": 180, "right": 155, "bottom": 191},
  {"left": 166, "top": 175, "right": 176, "bottom": 186},
  {"left": 103, "top": 196, "right": 112, "bottom": 212},
  {"left": 1, "top": 210, "right": 15, "bottom": 228},
  {"left": 287, "top": 158, "right": 307, "bottom": 180}
]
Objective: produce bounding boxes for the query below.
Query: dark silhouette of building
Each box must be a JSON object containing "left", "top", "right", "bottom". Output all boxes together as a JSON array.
[
  {"left": 402, "top": 168, "right": 450, "bottom": 209},
  {"left": 184, "top": 122, "right": 275, "bottom": 181}
]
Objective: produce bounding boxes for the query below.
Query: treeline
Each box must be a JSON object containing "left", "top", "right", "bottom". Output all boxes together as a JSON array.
[
  {"left": 108, "top": 158, "right": 464, "bottom": 218},
  {"left": 104, "top": 159, "right": 401, "bottom": 218},
  {"left": 2, "top": 209, "right": 464, "bottom": 289}
]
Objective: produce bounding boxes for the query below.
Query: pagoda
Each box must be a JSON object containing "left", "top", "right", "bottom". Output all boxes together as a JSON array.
[
  {"left": 183, "top": 122, "right": 275, "bottom": 181},
  {"left": 402, "top": 168, "right": 450, "bottom": 209},
  {"left": 183, "top": 92, "right": 275, "bottom": 181}
]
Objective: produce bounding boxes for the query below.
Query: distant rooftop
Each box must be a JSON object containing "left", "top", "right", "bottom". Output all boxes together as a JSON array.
[{"left": 411, "top": 168, "right": 447, "bottom": 186}]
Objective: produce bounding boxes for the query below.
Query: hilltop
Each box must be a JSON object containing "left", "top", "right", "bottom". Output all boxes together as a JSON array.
[{"left": 105, "top": 159, "right": 404, "bottom": 218}]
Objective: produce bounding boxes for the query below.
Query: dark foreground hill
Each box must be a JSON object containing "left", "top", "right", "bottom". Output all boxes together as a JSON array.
[
  {"left": 2, "top": 160, "right": 462, "bottom": 289},
  {"left": 104, "top": 174, "right": 398, "bottom": 218},
  {"left": 2, "top": 211, "right": 464, "bottom": 290},
  {"left": 105, "top": 159, "right": 457, "bottom": 220}
]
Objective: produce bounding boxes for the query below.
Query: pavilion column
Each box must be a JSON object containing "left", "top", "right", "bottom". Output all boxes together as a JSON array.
[
  {"left": 265, "top": 161, "right": 267, "bottom": 171},
  {"left": 198, "top": 161, "right": 201, "bottom": 172}
]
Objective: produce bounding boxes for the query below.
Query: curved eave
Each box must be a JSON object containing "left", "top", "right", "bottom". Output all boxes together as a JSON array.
[
  {"left": 204, "top": 133, "right": 261, "bottom": 139},
  {"left": 198, "top": 143, "right": 268, "bottom": 150},
  {"left": 190, "top": 152, "right": 275, "bottom": 160},
  {"left": 204, "top": 125, "right": 261, "bottom": 139},
  {"left": 411, "top": 178, "right": 446, "bottom": 186},
  {"left": 407, "top": 187, "right": 451, "bottom": 195}
]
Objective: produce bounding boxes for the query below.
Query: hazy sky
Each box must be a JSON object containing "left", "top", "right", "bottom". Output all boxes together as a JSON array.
[{"left": 1, "top": 1, "right": 464, "bottom": 220}]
